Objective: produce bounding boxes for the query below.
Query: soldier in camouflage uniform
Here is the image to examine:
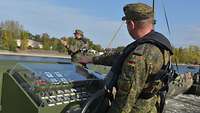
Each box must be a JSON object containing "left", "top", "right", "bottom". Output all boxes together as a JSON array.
[
  {"left": 67, "top": 29, "right": 88, "bottom": 62},
  {"left": 79, "top": 3, "right": 192, "bottom": 113}
]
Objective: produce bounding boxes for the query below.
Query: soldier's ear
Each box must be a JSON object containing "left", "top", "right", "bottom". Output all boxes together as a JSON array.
[
  {"left": 130, "top": 20, "right": 135, "bottom": 29},
  {"left": 126, "top": 20, "right": 135, "bottom": 30}
]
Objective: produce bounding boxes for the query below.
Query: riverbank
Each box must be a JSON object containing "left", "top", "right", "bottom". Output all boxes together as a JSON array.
[{"left": 0, "top": 50, "right": 71, "bottom": 59}]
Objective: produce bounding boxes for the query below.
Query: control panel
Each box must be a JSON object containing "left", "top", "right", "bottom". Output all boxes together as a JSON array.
[{"left": 10, "top": 63, "right": 105, "bottom": 107}]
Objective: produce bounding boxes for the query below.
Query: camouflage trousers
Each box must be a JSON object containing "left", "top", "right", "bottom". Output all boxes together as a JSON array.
[{"left": 107, "top": 95, "right": 159, "bottom": 113}]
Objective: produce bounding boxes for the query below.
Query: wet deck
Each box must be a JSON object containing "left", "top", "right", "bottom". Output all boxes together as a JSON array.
[{"left": 164, "top": 94, "right": 200, "bottom": 113}]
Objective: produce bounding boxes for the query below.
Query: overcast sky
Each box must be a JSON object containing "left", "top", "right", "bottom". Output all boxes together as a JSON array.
[{"left": 0, "top": 0, "right": 200, "bottom": 48}]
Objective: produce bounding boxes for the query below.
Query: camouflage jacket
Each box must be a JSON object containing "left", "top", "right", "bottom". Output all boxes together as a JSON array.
[
  {"left": 93, "top": 43, "right": 171, "bottom": 113},
  {"left": 68, "top": 38, "right": 88, "bottom": 62},
  {"left": 93, "top": 50, "right": 120, "bottom": 66}
]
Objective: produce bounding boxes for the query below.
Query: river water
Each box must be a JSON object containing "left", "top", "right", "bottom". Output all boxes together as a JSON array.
[
  {"left": 173, "top": 65, "right": 199, "bottom": 74},
  {"left": 0, "top": 54, "right": 69, "bottom": 63},
  {"left": 0, "top": 54, "right": 199, "bottom": 73}
]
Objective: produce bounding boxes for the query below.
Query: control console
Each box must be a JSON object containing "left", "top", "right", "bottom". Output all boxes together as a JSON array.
[{"left": 2, "top": 62, "right": 105, "bottom": 113}]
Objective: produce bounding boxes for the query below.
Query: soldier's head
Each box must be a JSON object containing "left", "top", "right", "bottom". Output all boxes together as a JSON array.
[
  {"left": 122, "top": 3, "right": 154, "bottom": 39},
  {"left": 74, "top": 29, "right": 84, "bottom": 39}
]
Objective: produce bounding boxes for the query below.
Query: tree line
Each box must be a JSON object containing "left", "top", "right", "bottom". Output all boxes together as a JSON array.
[
  {"left": 173, "top": 46, "right": 200, "bottom": 65},
  {"left": 0, "top": 20, "right": 103, "bottom": 53},
  {"left": 0, "top": 20, "right": 199, "bottom": 64},
  {"left": 113, "top": 45, "right": 200, "bottom": 65}
]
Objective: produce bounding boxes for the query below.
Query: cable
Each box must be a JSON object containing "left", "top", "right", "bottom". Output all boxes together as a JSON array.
[
  {"left": 161, "top": 0, "right": 171, "bottom": 35},
  {"left": 107, "top": 22, "right": 124, "bottom": 48},
  {"left": 161, "top": 0, "right": 180, "bottom": 73}
]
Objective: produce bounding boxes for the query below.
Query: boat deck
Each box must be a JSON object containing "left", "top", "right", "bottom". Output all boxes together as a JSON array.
[{"left": 164, "top": 94, "right": 200, "bottom": 113}]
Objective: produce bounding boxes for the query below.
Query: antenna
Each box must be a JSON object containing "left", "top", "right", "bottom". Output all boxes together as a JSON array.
[
  {"left": 153, "top": 0, "right": 156, "bottom": 28},
  {"left": 153, "top": 0, "right": 155, "bottom": 15}
]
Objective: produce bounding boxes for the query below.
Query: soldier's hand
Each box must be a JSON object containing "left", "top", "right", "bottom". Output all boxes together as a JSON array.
[
  {"left": 78, "top": 56, "right": 93, "bottom": 64},
  {"left": 106, "top": 86, "right": 117, "bottom": 106},
  {"left": 112, "top": 87, "right": 117, "bottom": 100}
]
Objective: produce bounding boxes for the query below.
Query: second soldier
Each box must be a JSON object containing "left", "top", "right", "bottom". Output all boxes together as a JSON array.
[{"left": 67, "top": 29, "right": 89, "bottom": 63}]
